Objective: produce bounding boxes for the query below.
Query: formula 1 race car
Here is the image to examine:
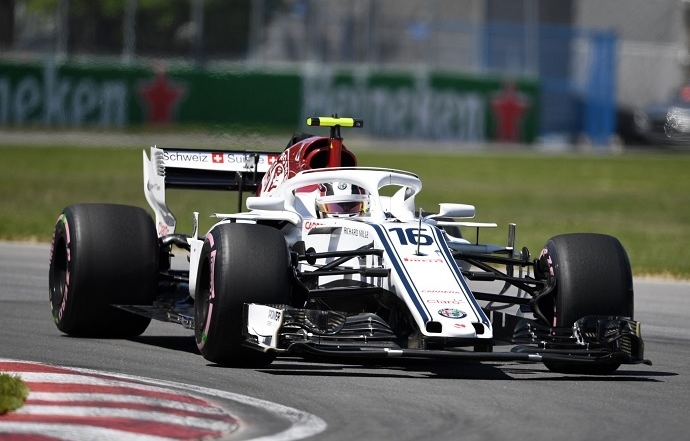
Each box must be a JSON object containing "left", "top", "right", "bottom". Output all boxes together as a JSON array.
[{"left": 49, "top": 116, "right": 651, "bottom": 374}]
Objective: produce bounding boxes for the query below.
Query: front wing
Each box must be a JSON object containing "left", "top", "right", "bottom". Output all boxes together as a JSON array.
[{"left": 243, "top": 303, "right": 651, "bottom": 367}]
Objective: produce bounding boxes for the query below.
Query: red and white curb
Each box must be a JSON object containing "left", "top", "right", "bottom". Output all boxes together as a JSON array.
[{"left": 0, "top": 359, "right": 327, "bottom": 441}]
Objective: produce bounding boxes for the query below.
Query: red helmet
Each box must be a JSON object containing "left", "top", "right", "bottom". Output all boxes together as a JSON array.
[{"left": 316, "top": 182, "right": 369, "bottom": 217}]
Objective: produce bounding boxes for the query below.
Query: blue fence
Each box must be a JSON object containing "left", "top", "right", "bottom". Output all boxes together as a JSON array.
[{"left": 484, "top": 21, "right": 617, "bottom": 145}]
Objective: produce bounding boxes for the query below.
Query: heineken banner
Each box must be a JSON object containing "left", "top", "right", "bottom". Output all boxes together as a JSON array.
[{"left": 0, "top": 60, "right": 538, "bottom": 142}]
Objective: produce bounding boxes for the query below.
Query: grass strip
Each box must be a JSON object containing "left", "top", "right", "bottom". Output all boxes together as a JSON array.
[{"left": 1, "top": 145, "right": 688, "bottom": 279}]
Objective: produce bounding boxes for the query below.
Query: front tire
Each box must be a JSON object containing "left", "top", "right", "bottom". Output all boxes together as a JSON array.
[
  {"left": 539, "top": 233, "right": 633, "bottom": 374},
  {"left": 49, "top": 204, "right": 159, "bottom": 337},
  {"left": 194, "top": 223, "right": 292, "bottom": 367}
]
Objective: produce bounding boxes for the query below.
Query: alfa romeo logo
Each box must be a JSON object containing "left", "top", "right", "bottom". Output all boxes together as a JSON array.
[{"left": 438, "top": 308, "right": 467, "bottom": 319}]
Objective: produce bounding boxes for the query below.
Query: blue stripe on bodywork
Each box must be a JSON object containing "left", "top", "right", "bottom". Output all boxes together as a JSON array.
[
  {"left": 367, "top": 223, "right": 431, "bottom": 322},
  {"left": 430, "top": 226, "right": 491, "bottom": 326}
]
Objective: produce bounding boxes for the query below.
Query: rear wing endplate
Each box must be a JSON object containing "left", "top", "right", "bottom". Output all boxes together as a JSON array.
[{"left": 143, "top": 146, "right": 282, "bottom": 236}]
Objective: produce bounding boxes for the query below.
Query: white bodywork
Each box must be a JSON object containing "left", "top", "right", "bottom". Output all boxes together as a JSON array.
[{"left": 143, "top": 147, "right": 496, "bottom": 344}]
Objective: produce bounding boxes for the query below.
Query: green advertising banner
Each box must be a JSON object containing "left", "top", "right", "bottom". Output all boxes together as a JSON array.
[
  {"left": 0, "top": 59, "right": 537, "bottom": 142},
  {"left": 0, "top": 60, "right": 302, "bottom": 129},
  {"left": 301, "top": 68, "right": 538, "bottom": 142}
]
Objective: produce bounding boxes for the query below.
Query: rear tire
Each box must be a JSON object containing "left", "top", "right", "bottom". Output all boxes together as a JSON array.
[
  {"left": 194, "top": 223, "right": 291, "bottom": 367},
  {"left": 539, "top": 233, "right": 633, "bottom": 374},
  {"left": 49, "top": 204, "right": 159, "bottom": 337}
]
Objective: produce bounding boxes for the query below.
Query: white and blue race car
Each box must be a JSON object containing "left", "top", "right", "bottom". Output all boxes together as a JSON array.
[{"left": 49, "top": 116, "right": 650, "bottom": 374}]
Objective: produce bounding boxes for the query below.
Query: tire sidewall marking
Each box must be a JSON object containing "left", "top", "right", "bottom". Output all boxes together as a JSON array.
[
  {"left": 51, "top": 214, "right": 71, "bottom": 323},
  {"left": 539, "top": 246, "right": 557, "bottom": 326},
  {"left": 197, "top": 233, "right": 216, "bottom": 350}
]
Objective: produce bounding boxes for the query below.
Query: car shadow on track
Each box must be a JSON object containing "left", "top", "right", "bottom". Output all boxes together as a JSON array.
[
  {"left": 498, "top": 365, "right": 673, "bottom": 382},
  {"left": 257, "top": 358, "right": 525, "bottom": 380},
  {"left": 258, "top": 357, "right": 671, "bottom": 382},
  {"left": 121, "top": 336, "right": 672, "bottom": 382},
  {"left": 129, "top": 335, "right": 199, "bottom": 355}
]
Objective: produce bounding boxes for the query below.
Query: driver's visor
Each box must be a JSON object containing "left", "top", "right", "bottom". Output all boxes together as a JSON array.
[{"left": 319, "top": 201, "right": 366, "bottom": 214}]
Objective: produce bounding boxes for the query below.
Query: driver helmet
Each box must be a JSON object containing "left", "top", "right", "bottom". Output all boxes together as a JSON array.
[{"left": 316, "top": 182, "right": 369, "bottom": 217}]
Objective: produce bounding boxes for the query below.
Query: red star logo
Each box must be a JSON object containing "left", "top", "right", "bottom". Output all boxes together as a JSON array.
[
  {"left": 138, "top": 70, "right": 186, "bottom": 125},
  {"left": 490, "top": 81, "right": 530, "bottom": 142},
  {"left": 212, "top": 152, "right": 224, "bottom": 163},
  {"left": 681, "top": 85, "right": 690, "bottom": 102}
]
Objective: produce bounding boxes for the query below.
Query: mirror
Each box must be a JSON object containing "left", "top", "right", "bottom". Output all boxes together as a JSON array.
[
  {"left": 246, "top": 196, "right": 286, "bottom": 211},
  {"left": 436, "top": 203, "right": 475, "bottom": 219}
]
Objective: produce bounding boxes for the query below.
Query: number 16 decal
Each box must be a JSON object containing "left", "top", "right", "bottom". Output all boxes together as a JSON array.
[{"left": 389, "top": 227, "right": 433, "bottom": 246}]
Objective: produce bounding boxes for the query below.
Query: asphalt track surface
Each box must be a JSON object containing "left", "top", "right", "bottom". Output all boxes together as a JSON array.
[{"left": 1, "top": 241, "right": 689, "bottom": 441}]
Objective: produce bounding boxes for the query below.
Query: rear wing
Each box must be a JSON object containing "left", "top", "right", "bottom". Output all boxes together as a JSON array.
[{"left": 143, "top": 146, "right": 282, "bottom": 236}]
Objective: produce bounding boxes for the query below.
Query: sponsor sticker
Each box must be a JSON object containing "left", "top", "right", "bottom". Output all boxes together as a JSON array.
[
  {"left": 403, "top": 257, "right": 443, "bottom": 263},
  {"left": 438, "top": 308, "right": 467, "bottom": 319},
  {"left": 422, "top": 289, "right": 462, "bottom": 294},
  {"left": 343, "top": 227, "right": 369, "bottom": 238},
  {"left": 304, "top": 221, "right": 324, "bottom": 230},
  {"left": 164, "top": 151, "right": 210, "bottom": 163},
  {"left": 426, "top": 298, "right": 466, "bottom": 305},
  {"left": 268, "top": 309, "right": 281, "bottom": 322},
  {"left": 157, "top": 222, "right": 169, "bottom": 236}
]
